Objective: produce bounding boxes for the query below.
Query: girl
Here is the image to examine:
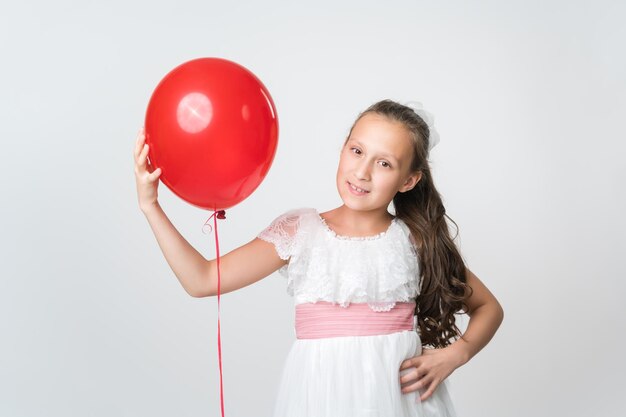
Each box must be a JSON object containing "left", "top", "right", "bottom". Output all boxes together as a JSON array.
[{"left": 134, "top": 99, "right": 504, "bottom": 416}]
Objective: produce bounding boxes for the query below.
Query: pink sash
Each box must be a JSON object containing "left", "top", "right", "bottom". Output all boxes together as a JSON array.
[{"left": 295, "top": 301, "right": 416, "bottom": 339}]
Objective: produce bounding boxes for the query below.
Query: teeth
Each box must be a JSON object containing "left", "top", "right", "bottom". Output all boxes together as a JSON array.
[{"left": 350, "top": 183, "right": 368, "bottom": 193}]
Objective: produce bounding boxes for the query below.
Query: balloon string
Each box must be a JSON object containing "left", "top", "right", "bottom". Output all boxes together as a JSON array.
[{"left": 203, "top": 209, "right": 227, "bottom": 417}]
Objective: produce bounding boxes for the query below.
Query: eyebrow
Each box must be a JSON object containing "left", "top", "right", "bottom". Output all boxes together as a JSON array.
[{"left": 349, "top": 139, "right": 400, "bottom": 162}]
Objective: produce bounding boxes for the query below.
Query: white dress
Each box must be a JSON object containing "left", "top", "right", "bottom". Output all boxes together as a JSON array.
[{"left": 258, "top": 207, "right": 458, "bottom": 417}]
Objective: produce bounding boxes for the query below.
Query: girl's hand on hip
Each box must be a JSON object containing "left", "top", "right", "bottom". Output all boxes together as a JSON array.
[
  {"left": 398, "top": 344, "right": 463, "bottom": 402},
  {"left": 133, "top": 127, "right": 162, "bottom": 212}
]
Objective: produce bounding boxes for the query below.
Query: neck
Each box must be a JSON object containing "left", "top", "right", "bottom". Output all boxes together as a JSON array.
[{"left": 334, "top": 205, "right": 395, "bottom": 230}]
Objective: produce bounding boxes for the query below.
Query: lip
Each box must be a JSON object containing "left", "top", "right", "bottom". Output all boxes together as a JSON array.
[{"left": 347, "top": 181, "right": 370, "bottom": 195}]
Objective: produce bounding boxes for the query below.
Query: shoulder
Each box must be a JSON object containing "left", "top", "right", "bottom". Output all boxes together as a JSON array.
[
  {"left": 271, "top": 207, "right": 317, "bottom": 224},
  {"left": 257, "top": 207, "right": 318, "bottom": 260},
  {"left": 260, "top": 207, "right": 318, "bottom": 234},
  {"left": 394, "top": 217, "right": 421, "bottom": 252}
]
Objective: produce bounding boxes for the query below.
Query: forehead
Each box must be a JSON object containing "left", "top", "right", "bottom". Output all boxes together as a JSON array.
[{"left": 349, "top": 113, "right": 413, "bottom": 161}]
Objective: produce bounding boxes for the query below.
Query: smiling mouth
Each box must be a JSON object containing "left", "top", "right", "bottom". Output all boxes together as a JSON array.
[{"left": 348, "top": 181, "right": 370, "bottom": 193}]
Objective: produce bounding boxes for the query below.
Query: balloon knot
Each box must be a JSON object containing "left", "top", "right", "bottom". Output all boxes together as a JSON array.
[{"left": 202, "top": 209, "right": 227, "bottom": 234}]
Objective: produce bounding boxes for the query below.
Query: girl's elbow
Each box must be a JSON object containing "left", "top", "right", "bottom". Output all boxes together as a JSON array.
[
  {"left": 189, "top": 285, "right": 215, "bottom": 298},
  {"left": 186, "top": 281, "right": 214, "bottom": 298},
  {"left": 495, "top": 301, "right": 505, "bottom": 325},
  {"left": 186, "top": 286, "right": 203, "bottom": 298},
  {"left": 190, "top": 262, "right": 218, "bottom": 298}
]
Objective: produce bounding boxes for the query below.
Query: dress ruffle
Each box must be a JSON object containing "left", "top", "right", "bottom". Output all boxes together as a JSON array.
[{"left": 258, "top": 208, "right": 421, "bottom": 312}]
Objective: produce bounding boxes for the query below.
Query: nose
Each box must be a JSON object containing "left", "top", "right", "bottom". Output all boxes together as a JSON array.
[{"left": 354, "top": 159, "right": 371, "bottom": 181}]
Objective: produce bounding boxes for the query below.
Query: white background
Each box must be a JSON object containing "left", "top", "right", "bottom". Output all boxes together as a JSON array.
[{"left": 1, "top": 1, "right": 624, "bottom": 416}]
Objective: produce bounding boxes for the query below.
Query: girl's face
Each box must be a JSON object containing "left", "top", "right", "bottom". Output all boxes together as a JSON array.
[{"left": 336, "top": 113, "right": 421, "bottom": 213}]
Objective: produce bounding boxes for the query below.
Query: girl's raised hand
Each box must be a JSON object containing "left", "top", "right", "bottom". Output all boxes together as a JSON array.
[
  {"left": 399, "top": 344, "right": 464, "bottom": 402},
  {"left": 133, "top": 127, "right": 163, "bottom": 212}
]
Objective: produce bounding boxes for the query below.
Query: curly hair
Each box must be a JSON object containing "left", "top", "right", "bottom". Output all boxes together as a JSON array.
[{"left": 343, "top": 99, "right": 473, "bottom": 348}]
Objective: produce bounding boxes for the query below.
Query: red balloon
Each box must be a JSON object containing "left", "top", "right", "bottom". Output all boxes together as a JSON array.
[{"left": 145, "top": 57, "right": 279, "bottom": 211}]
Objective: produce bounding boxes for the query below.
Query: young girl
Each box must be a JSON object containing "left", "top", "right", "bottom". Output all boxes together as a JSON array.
[{"left": 134, "top": 99, "right": 504, "bottom": 417}]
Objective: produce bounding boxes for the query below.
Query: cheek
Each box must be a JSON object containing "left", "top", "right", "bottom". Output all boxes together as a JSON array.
[
  {"left": 336, "top": 159, "right": 348, "bottom": 179},
  {"left": 337, "top": 155, "right": 352, "bottom": 172},
  {"left": 377, "top": 173, "right": 401, "bottom": 190}
]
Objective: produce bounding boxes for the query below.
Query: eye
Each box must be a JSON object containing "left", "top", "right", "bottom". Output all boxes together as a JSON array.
[
  {"left": 350, "top": 147, "right": 362, "bottom": 155},
  {"left": 379, "top": 161, "right": 392, "bottom": 168}
]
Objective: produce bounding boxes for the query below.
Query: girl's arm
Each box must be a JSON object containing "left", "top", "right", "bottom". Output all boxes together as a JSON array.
[
  {"left": 142, "top": 203, "right": 286, "bottom": 298},
  {"left": 141, "top": 202, "right": 207, "bottom": 297},
  {"left": 194, "top": 235, "right": 288, "bottom": 298},
  {"left": 135, "top": 128, "right": 286, "bottom": 298},
  {"left": 399, "top": 268, "right": 504, "bottom": 400},
  {"left": 449, "top": 268, "right": 505, "bottom": 365}
]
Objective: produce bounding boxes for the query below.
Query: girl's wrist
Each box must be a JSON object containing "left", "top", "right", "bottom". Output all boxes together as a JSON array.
[
  {"left": 448, "top": 338, "right": 471, "bottom": 367},
  {"left": 141, "top": 201, "right": 161, "bottom": 215}
]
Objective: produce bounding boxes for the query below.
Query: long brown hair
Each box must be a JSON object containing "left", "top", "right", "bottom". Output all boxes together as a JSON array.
[{"left": 344, "top": 99, "right": 472, "bottom": 348}]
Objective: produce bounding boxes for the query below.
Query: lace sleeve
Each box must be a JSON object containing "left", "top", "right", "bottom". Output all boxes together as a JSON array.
[{"left": 257, "top": 209, "right": 303, "bottom": 260}]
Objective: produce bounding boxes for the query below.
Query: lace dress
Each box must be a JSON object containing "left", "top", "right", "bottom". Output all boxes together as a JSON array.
[{"left": 257, "top": 207, "right": 458, "bottom": 417}]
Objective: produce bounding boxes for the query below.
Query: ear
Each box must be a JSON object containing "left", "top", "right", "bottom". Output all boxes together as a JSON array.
[{"left": 398, "top": 171, "right": 422, "bottom": 193}]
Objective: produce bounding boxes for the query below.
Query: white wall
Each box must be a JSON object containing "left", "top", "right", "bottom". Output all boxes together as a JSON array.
[{"left": 1, "top": 0, "right": 624, "bottom": 416}]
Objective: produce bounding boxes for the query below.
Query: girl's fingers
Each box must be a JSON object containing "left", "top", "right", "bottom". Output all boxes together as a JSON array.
[
  {"left": 400, "top": 362, "right": 425, "bottom": 382},
  {"left": 149, "top": 167, "right": 162, "bottom": 182},
  {"left": 137, "top": 144, "right": 149, "bottom": 169},
  {"left": 400, "top": 368, "right": 422, "bottom": 389},
  {"left": 133, "top": 127, "right": 160, "bottom": 181},
  {"left": 419, "top": 379, "right": 437, "bottom": 402},
  {"left": 399, "top": 357, "right": 418, "bottom": 371},
  {"left": 399, "top": 367, "right": 412, "bottom": 384},
  {"left": 402, "top": 373, "right": 433, "bottom": 395},
  {"left": 134, "top": 128, "right": 145, "bottom": 157},
  {"left": 401, "top": 379, "right": 421, "bottom": 393}
]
